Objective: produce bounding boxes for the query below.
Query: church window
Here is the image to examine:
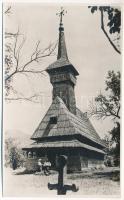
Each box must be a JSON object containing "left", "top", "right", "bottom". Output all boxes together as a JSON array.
[{"left": 50, "top": 116, "right": 57, "bottom": 124}]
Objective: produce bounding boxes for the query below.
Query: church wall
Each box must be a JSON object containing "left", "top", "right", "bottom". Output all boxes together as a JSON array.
[
  {"left": 52, "top": 81, "right": 76, "bottom": 114},
  {"left": 67, "top": 155, "right": 81, "bottom": 173},
  {"left": 82, "top": 150, "right": 104, "bottom": 169},
  {"left": 68, "top": 82, "right": 76, "bottom": 114},
  {"left": 67, "top": 149, "right": 104, "bottom": 171},
  {"left": 80, "top": 156, "right": 88, "bottom": 168},
  {"left": 88, "top": 159, "right": 104, "bottom": 168},
  {"left": 24, "top": 158, "right": 39, "bottom": 172},
  {"left": 79, "top": 149, "right": 105, "bottom": 170},
  {"left": 23, "top": 148, "right": 105, "bottom": 173}
]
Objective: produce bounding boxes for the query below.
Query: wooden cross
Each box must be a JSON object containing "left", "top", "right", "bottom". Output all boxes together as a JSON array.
[
  {"left": 48, "top": 155, "right": 79, "bottom": 195},
  {"left": 56, "top": 7, "right": 67, "bottom": 24}
]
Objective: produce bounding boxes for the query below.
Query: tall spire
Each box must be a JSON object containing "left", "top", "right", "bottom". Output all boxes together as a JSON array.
[
  {"left": 56, "top": 7, "right": 68, "bottom": 60},
  {"left": 46, "top": 7, "right": 79, "bottom": 76}
]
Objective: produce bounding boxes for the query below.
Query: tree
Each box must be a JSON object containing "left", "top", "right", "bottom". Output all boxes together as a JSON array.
[
  {"left": 89, "top": 71, "right": 120, "bottom": 120},
  {"left": 5, "top": 137, "right": 25, "bottom": 169},
  {"left": 110, "top": 122, "right": 120, "bottom": 166},
  {"left": 88, "top": 70, "right": 120, "bottom": 166},
  {"left": 5, "top": 6, "right": 57, "bottom": 102},
  {"left": 103, "top": 122, "right": 120, "bottom": 166},
  {"left": 88, "top": 6, "right": 121, "bottom": 54}
]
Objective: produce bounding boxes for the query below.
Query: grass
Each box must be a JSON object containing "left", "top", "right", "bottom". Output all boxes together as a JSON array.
[{"left": 3, "top": 167, "right": 120, "bottom": 197}]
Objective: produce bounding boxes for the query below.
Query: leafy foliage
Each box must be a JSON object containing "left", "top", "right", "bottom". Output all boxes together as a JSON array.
[
  {"left": 89, "top": 71, "right": 120, "bottom": 120},
  {"left": 105, "top": 71, "right": 120, "bottom": 98},
  {"left": 110, "top": 122, "right": 120, "bottom": 144},
  {"left": 89, "top": 70, "right": 120, "bottom": 166},
  {"left": 5, "top": 137, "right": 25, "bottom": 169},
  {"left": 110, "top": 122, "right": 120, "bottom": 166},
  {"left": 89, "top": 6, "right": 121, "bottom": 34},
  {"left": 88, "top": 6, "right": 121, "bottom": 54},
  {"left": 103, "top": 122, "right": 120, "bottom": 166}
]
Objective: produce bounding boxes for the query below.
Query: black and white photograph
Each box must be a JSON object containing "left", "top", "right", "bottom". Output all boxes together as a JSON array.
[{"left": 2, "top": 2, "right": 122, "bottom": 198}]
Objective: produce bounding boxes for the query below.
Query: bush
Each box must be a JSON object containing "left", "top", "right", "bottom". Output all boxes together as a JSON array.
[
  {"left": 5, "top": 137, "right": 25, "bottom": 169},
  {"left": 112, "top": 171, "right": 120, "bottom": 181}
]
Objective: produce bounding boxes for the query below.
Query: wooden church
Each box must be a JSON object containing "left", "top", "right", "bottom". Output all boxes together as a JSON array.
[{"left": 23, "top": 9, "right": 105, "bottom": 173}]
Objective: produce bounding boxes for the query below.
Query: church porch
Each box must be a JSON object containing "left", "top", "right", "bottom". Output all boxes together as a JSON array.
[{"left": 23, "top": 143, "right": 105, "bottom": 173}]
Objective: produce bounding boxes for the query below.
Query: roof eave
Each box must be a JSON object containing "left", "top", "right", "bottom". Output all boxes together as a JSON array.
[
  {"left": 46, "top": 64, "right": 79, "bottom": 76},
  {"left": 31, "top": 133, "right": 106, "bottom": 149}
]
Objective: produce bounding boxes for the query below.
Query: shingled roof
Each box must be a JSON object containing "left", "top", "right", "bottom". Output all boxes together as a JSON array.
[
  {"left": 23, "top": 139, "right": 105, "bottom": 154},
  {"left": 31, "top": 96, "right": 105, "bottom": 148},
  {"left": 46, "top": 58, "right": 79, "bottom": 76}
]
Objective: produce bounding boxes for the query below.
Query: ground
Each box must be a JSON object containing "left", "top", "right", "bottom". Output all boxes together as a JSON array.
[{"left": 3, "top": 167, "right": 120, "bottom": 197}]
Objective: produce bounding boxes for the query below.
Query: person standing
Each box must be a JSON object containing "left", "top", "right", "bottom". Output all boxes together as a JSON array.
[{"left": 38, "top": 158, "right": 42, "bottom": 172}]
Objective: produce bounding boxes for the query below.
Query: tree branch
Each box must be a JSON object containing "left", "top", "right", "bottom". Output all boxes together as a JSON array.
[
  {"left": 13, "top": 29, "right": 20, "bottom": 70},
  {"left": 4, "top": 6, "right": 11, "bottom": 15},
  {"left": 5, "top": 70, "right": 17, "bottom": 81},
  {"left": 5, "top": 93, "right": 43, "bottom": 104},
  {"left": 21, "top": 41, "right": 57, "bottom": 71},
  {"left": 100, "top": 9, "right": 121, "bottom": 54},
  {"left": 88, "top": 97, "right": 120, "bottom": 120},
  {"left": 19, "top": 69, "right": 45, "bottom": 75},
  {"left": 16, "top": 36, "right": 26, "bottom": 64},
  {"left": 5, "top": 37, "right": 57, "bottom": 82}
]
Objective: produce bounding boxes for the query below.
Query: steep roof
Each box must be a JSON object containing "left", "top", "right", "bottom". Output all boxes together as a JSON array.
[{"left": 31, "top": 96, "right": 105, "bottom": 148}]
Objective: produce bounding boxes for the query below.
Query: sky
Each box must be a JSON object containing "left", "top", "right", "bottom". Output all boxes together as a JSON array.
[{"left": 4, "top": 3, "right": 121, "bottom": 139}]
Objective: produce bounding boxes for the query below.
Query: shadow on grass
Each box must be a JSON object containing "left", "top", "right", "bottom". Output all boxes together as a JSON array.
[
  {"left": 14, "top": 167, "right": 120, "bottom": 182},
  {"left": 14, "top": 169, "right": 35, "bottom": 175},
  {"left": 14, "top": 169, "right": 58, "bottom": 176},
  {"left": 68, "top": 169, "right": 120, "bottom": 181}
]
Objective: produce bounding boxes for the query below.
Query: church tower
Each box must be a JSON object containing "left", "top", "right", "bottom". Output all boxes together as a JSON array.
[
  {"left": 46, "top": 8, "right": 79, "bottom": 114},
  {"left": 24, "top": 8, "right": 105, "bottom": 173}
]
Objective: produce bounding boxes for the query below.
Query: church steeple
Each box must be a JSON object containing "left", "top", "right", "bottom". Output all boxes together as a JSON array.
[
  {"left": 46, "top": 8, "right": 79, "bottom": 115},
  {"left": 57, "top": 7, "right": 68, "bottom": 60}
]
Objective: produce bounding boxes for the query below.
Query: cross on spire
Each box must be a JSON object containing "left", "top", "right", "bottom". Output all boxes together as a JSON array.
[
  {"left": 56, "top": 7, "right": 68, "bottom": 59},
  {"left": 56, "top": 7, "right": 67, "bottom": 25}
]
